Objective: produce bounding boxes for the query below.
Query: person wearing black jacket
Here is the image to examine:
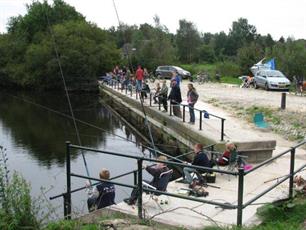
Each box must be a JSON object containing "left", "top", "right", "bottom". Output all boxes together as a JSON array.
[
  {"left": 87, "top": 169, "right": 115, "bottom": 212},
  {"left": 168, "top": 79, "right": 182, "bottom": 118},
  {"left": 183, "top": 143, "right": 214, "bottom": 184},
  {"left": 124, "top": 156, "right": 169, "bottom": 205}
]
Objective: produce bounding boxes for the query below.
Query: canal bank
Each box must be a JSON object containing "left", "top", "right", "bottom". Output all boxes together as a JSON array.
[{"left": 99, "top": 83, "right": 276, "bottom": 163}]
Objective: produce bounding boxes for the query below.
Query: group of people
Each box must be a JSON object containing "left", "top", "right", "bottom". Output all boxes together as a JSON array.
[
  {"left": 109, "top": 65, "right": 201, "bottom": 124},
  {"left": 150, "top": 71, "right": 199, "bottom": 124},
  {"left": 86, "top": 142, "right": 236, "bottom": 211}
]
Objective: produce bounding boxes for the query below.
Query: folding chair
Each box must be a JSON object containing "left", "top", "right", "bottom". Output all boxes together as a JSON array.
[
  {"left": 213, "top": 149, "right": 247, "bottom": 181},
  {"left": 253, "top": 112, "right": 268, "bottom": 128}
]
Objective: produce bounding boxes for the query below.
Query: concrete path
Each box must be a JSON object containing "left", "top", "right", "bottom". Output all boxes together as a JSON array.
[{"left": 101, "top": 81, "right": 306, "bottom": 228}]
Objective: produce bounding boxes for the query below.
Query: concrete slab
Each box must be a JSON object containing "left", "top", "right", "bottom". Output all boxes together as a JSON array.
[{"left": 99, "top": 82, "right": 306, "bottom": 228}]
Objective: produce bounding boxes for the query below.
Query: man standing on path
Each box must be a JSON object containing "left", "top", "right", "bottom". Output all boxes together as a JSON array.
[
  {"left": 187, "top": 83, "right": 199, "bottom": 124},
  {"left": 136, "top": 65, "right": 144, "bottom": 93},
  {"left": 159, "top": 80, "right": 168, "bottom": 112},
  {"left": 168, "top": 79, "right": 182, "bottom": 118}
]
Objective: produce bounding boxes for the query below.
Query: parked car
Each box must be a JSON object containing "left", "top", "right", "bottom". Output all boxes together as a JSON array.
[
  {"left": 254, "top": 70, "right": 290, "bottom": 90},
  {"left": 155, "top": 66, "right": 191, "bottom": 79}
]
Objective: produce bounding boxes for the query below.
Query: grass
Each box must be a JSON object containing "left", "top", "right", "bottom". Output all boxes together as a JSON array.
[{"left": 181, "top": 63, "right": 241, "bottom": 85}]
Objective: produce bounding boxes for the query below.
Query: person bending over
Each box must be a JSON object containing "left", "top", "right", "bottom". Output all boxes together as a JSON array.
[
  {"left": 87, "top": 169, "right": 115, "bottom": 212},
  {"left": 183, "top": 143, "right": 214, "bottom": 184},
  {"left": 124, "top": 156, "right": 169, "bottom": 205}
]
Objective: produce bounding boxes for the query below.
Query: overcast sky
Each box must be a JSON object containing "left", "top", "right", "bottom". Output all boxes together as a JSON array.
[{"left": 1, "top": 0, "right": 306, "bottom": 40}]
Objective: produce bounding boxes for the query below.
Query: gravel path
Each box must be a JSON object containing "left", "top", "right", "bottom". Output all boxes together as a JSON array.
[{"left": 182, "top": 82, "right": 306, "bottom": 113}]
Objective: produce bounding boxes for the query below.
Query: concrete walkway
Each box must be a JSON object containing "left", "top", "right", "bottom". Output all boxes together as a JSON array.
[{"left": 100, "top": 81, "right": 306, "bottom": 228}]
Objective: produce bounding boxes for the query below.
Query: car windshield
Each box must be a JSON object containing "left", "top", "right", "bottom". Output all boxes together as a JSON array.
[
  {"left": 267, "top": 71, "right": 285, "bottom": 78},
  {"left": 173, "top": 66, "right": 184, "bottom": 71}
]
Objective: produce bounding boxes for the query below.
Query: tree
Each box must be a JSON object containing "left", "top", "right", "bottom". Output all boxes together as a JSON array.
[
  {"left": 0, "top": 0, "right": 120, "bottom": 90},
  {"left": 226, "top": 18, "right": 257, "bottom": 56},
  {"left": 237, "top": 42, "right": 264, "bottom": 74},
  {"left": 176, "top": 19, "right": 201, "bottom": 63}
]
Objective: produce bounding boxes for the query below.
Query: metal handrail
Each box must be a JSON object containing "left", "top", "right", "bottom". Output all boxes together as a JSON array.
[
  {"left": 103, "top": 81, "right": 226, "bottom": 140},
  {"left": 69, "top": 143, "right": 237, "bottom": 175},
  {"left": 244, "top": 140, "right": 306, "bottom": 175}
]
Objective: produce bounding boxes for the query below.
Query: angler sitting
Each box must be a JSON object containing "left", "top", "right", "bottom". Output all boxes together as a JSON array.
[
  {"left": 215, "top": 142, "right": 237, "bottom": 166},
  {"left": 124, "top": 156, "right": 170, "bottom": 205},
  {"left": 183, "top": 143, "right": 214, "bottom": 184},
  {"left": 87, "top": 169, "right": 115, "bottom": 212}
]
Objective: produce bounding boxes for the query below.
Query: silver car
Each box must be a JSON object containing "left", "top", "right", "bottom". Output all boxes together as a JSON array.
[{"left": 254, "top": 70, "right": 290, "bottom": 90}]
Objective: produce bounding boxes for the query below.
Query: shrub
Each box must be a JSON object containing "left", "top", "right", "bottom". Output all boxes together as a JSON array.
[
  {"left": 0, "top": 146, "right": 40, "bottom": 229},
  {"left": 215, "top": 61, "right": 241, "bottom": 77}
]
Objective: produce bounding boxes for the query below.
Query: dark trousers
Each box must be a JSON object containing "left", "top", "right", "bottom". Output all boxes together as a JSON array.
[
  {"left": 161, "top": 96, "right": 167, "bottom": 111},
  {"left": 129, "top": 179, "right": 151, "bottom": 202},
  {"left": 172, "top": 103, "right": 182, "bottom": 118},
  {"left": 189, "top": 103, "right": 195, "bottom": 122}
]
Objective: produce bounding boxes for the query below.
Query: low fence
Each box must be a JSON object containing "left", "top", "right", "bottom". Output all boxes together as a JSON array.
[
  {"left": 102, "top": 79, "right": 226, "bottom": 141},
  {"left": 50, "top": 140, "right": 306, "bottom": 226}
]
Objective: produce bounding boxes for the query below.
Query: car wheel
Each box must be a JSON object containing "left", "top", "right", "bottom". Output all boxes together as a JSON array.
[
  {"left": 157, "top": 74, "right": 162, "bottom": 80},
  {"left": 254, "top": 81, "right": 259, "bottom": 89},
  {"left": 265, "top": 83, "right": 269, "bottom": 91}
]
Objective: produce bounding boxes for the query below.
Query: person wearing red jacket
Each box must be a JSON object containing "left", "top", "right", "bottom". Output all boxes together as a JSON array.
[{"left": 135, "top": 65, "right": 144, "bottom": 92}]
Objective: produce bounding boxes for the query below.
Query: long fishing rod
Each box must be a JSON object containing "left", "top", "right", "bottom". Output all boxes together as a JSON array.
[
  {"left": 44, "top": 8, "right": 91, "bottom": 183},
  {"left": 112, "top": 0, "right": 134, "bottom": 73},
  {"left": 139, "top": 94, "right": 157, "bottom": 158}
]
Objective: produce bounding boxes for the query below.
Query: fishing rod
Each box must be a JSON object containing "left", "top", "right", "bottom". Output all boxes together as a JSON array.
[
  {"left": 264, "top": 167, "right": 306, "bottom": 184},
  {"left": 44, "top": 8, "right": 91, "bottom": 184}
]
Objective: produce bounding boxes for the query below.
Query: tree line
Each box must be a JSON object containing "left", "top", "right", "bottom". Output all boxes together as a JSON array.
[{"left": 0, "top": 0, "right": 305, "bottom": 90}]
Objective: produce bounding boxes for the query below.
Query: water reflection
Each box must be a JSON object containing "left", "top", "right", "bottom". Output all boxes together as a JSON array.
[{"left": 0, "top": 91, "right": 124, "bottom": 167}]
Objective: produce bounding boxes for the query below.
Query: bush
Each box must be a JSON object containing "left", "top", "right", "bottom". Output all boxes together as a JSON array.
[
  {"left": 0, "top": 146, "right": 40, "bottom": 229},
  {"left": 215, "top": 61, "right": 241, "bottom": 77}
]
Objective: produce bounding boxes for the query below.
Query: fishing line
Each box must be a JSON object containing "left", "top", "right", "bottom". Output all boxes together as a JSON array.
[{"left": 44, "top": 8, "right": 91, "bottom": 183}]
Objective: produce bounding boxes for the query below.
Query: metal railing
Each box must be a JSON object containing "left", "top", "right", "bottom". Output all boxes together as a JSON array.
[
  {"left": 101, "top": 80, "right": 226, "bottom": 141},
  {"left": 50, "top": 139, "right": 306, "bottom": 226}
]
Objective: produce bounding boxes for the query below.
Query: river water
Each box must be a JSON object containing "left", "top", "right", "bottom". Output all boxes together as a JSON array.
[{"left": 0, "top": 90, "right": 151, "bottom": 219}]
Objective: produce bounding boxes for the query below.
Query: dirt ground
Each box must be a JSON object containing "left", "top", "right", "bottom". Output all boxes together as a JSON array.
[
  {"left": 187, "top": 82, "right": 306, "bottom": 113},
  {"left": 149, "top": 80, "right": 305, "bottom": 147}
]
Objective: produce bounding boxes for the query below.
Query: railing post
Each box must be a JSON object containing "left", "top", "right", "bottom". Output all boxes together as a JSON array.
[
  {"left": 183, "top": 105, "right": 185, "bottom": 122},
  {"left": 199, "top": 111, "right": 203, "bottom": 130},
  {"left": 133, "top": 170, "right": 137, "bottom": 186},
  {"left": 125, "top": 85, "right": 128, "bottom": 94},
  {"left": 221, "top": 118, "right": 225, "bottom": 141},
  {"left": 65, "top": 141, "right": 71, "bottom": 220},
  {"left": 237, "top": 165, "right": 244, "bottom": 226},
  {"left": 137, "top": 159, "right": 143, "bottom": 219},
  {"left": 289, "top": 147, "right": 296, "bottom": 199},
  {"left": 149, "top": 93, "right": 152, "bottom": 107},
  {"left": 281, "top": 92, "right": 286, "bottom": 110},
  {"left": 136, "top": 91, "right": 138, "bottom": 100},
  {"left": 130, "top": 87, "right": 132, "bottom": 97},
  {"left": 158, "top": 98, "right": 161, "bottom": 111},
  {"left": 63, "top": 194, "right": 67, "bottom": 218},
  {"left": 169, "top": 103, "right": 172, "bottom": 116}
]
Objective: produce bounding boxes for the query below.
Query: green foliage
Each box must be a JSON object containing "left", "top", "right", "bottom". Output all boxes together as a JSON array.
[
  {"left": 1, "top": 0, "right": 120, "bottom": 90},
  {"left": 176, "top": 19, "right": 201, "bottom": 63},
  {"left": 215, "top": 61, "right": 240, "bottom": 77},
  {"left": 271, "top": 39, "right": 306, "bottom": 79},
  {"left": 0, "top": 147, "right": 40, "bottom": 229},
  {"left": 237, "top": 42, "right": 264, "bottom": 74}
]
